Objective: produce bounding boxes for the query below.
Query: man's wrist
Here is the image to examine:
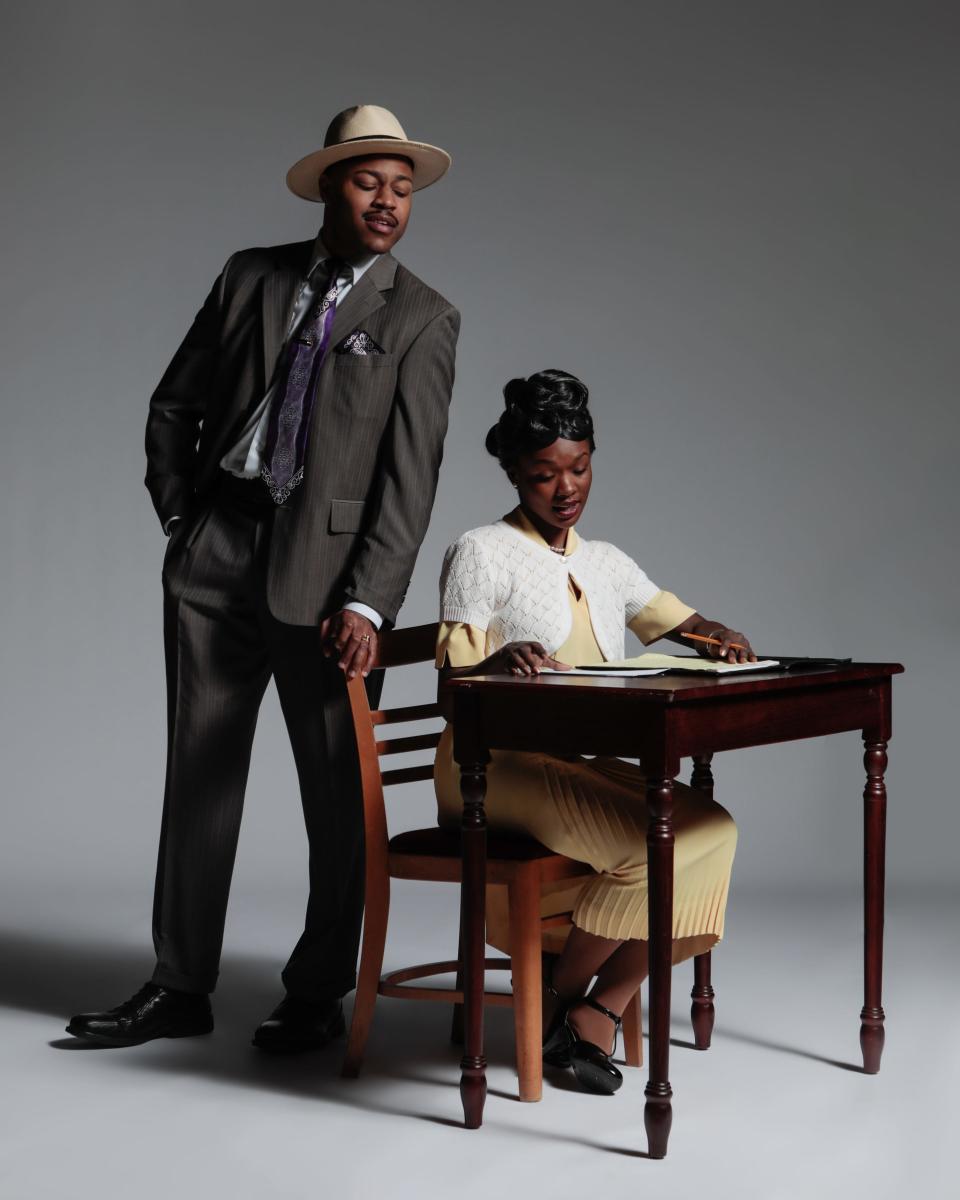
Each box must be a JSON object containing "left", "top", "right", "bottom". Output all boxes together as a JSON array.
[{"left": 343, "top": 601, "right": 382, "bottom": 630}]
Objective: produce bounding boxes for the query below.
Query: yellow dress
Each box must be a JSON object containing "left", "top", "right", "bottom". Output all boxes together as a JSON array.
[{"left": 434, "top": 508, "right": 738, "bottom": 960}]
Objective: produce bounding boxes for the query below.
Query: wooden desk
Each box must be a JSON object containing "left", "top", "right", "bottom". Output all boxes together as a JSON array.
[{"left": 442, "top": 662, "right": 903, "bottom": 1157}]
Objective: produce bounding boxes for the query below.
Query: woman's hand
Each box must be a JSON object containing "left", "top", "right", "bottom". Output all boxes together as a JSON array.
[
  {"left": 490, "top": 641, "right": 571, "bottom": 676},
  {"left": 694, "top": 623, "right": 757, "bottom": 664}
]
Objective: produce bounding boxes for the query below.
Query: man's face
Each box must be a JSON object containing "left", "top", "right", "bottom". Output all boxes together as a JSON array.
[{"left": 318, "top": 155, "right": 414, "bottom": 258}]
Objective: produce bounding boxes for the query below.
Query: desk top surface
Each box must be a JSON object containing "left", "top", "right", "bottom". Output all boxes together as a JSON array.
[{"left": 442, "top": 661, "right": 904, "bottom": 705}]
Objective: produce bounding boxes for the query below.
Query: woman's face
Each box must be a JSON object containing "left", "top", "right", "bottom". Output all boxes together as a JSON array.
[{"left": 510, "top": 438, "right": 593, "bottom": 537}]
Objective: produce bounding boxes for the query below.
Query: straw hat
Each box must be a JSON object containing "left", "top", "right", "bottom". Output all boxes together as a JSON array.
[{"left": 286, "top": 105, "right": 451, "bottom": 200}]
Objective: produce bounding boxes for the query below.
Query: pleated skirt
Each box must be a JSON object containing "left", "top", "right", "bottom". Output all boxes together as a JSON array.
[{"left": 434, "top": 726, "right": 737, "bottom": 957}]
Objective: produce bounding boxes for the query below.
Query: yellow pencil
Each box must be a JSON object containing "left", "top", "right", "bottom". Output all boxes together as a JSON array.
[{"left": 681, "top": 631, "right": 750, "bottom": 653}]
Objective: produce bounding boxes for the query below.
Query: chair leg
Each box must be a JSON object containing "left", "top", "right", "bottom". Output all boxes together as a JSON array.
[
  {"left": 691, "top": 950, "right": 715, "bottom": 1050},
  {"left": 342, "top": 880, "right": 390, "bottom": 1078},
  {"left": 450, "top": 922, "right": 465, "bottom": 1045},
  {"left": 507, "top": 869, "right": 543, "bottom": 1102},
  {"left": 622, "top": 989, "right": 644, "bottom": 1068}
]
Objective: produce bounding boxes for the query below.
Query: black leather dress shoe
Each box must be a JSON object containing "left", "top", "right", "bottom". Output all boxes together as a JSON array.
[
  {"left": 252, "top": 996, "right": 345, "bottom": 1053},
  {"left": 66, "top": 982, "right": 213, "bottom": 1047}
]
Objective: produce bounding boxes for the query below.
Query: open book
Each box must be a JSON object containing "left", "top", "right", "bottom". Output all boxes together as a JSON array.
[{"left": 574, "top": 653, "right": 780, "bottom": 675}]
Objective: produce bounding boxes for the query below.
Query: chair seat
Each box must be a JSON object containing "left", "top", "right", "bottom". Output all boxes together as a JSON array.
[
  {"left": 389, "top": 826, "right": 562, "bottom": 862},
  {"left": 388, "top": 826, "right": 594, "bottom": 886}
]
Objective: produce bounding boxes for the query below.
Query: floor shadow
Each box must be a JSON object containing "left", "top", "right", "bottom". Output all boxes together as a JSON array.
[
  {"left": 0, "top": 927, "right": 531, "bottom": 1125},
  {"left": 711, "top": 1024, "right": 863, "bottom": 1072},
  {"left": 0, "top": 927, "right": 279, "bottom": 1022},
  {"left": 3, "top": 927, "right": 857, "bottom": 1155}
]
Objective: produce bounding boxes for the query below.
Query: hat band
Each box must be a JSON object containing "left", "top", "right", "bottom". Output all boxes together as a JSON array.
[{"left": 324, "top": 133, "right": 404, "bottom": 148}]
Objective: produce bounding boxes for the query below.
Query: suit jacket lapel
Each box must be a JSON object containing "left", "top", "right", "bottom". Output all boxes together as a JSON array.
[{"left": 327, "top": 252, "right": 397, "bottom": 350}]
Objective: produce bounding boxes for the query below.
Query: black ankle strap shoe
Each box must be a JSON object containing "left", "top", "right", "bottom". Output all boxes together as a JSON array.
[{"left": 567, "top": 996, "right": 624, "bottom": 1095}]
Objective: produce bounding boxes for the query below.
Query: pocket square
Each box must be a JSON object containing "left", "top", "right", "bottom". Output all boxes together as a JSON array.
[{"left": 337, "top": 330, "right": 385, "bottom": 355}]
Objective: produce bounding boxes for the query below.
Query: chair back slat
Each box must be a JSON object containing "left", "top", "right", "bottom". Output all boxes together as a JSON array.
[
  {"left": 346, "top": 623, "right": 443, "bottom": 889},
  {"left": 372, "top": 703, "right": 441, "bottom": 727},
  {"left": 381, "top": 764, "right": 436, "bottom": 788},
  {"left": 373, "top": 624, "right": 439, "bottom": 670},
  {"left": 377, "top": 732, "right": 441, "bottom": 757}
]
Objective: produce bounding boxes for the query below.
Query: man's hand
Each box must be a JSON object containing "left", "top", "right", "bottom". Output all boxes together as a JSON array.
[{"left": 320, "top": 610, "right": 378, "bottom": 680}]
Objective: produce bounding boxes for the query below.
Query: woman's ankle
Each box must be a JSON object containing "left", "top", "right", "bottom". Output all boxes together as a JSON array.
[{"left": 567, "top": 1000, "right": 617, "bottom": 1055}]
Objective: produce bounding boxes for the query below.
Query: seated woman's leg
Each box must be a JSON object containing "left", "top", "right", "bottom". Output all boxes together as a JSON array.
[{"left": 436, "top": 740, "right": 738, "bottom": 1050}]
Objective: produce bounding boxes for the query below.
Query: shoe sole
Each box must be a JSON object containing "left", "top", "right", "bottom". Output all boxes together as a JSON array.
[
  {"left": 251, "top": 1013, "right": 346, "bottom": 1054},
  {"left": 64, "top": 1021, "right": 214, "bottom": 1047}
]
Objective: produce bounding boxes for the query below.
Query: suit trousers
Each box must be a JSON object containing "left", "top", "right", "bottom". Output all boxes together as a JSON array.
[{"left": 151, "top": 483, "right": 372, "bottom": 1000}]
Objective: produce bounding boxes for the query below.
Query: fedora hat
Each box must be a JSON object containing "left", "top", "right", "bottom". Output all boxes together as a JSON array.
[{"left": 286, "top": 105, "right": 451, "bottom": 200}]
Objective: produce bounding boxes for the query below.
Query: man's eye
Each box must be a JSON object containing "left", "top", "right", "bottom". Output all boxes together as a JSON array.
[
  {"left": 573, "top": 468, "right": 588, "bottom": 476},
  {"left": 394, "top": 189, "right": 411, "bottom": 199}
]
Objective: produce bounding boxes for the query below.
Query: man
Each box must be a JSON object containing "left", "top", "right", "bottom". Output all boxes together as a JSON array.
[{"left": 67, "top": 105, "right": 459, "bottom": 1051}]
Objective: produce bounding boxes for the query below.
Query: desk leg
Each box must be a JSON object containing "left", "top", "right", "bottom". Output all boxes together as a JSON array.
[
  {"left": 861, "top": 738, "right": 887, "bottom": 1074},
  {"left": 460, "top": 759, "right": 489, "bottom": 1127},
  {"left": 689, "top": 755, "right": 716, "bottom": 1050},
  {"left": 644, "top": 775, "right": 675, "bottom": 1159}
]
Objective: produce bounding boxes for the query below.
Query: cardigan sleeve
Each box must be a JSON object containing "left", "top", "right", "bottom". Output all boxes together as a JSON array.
[
  {"left": 628, "top": 590, "right": 697, "bottom": 645},
  {"left": 620, "top": 551, "right": 696, "bottom": 645},
  {"left": 438, "top": 534, "right": 497, "bottom": 628}
]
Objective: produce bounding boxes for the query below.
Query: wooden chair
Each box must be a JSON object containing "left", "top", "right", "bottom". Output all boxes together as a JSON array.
[{"left": 340, "top": 622, "right": 644, "bottom": 1102}]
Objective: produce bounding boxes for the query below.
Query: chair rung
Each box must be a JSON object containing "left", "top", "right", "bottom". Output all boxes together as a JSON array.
[
  {"left": 381, "top": 765, "right": 435, "bottom": 787},
  {"left": 372, "top": 703, "right": 442, "bottom": 726},
  {"left": 379, "top": 958, "right": 514, "bottom": 1006},
  {"left": 377, "top": 732, "right": 441, "bottom": 756},
  {"left": 541, "top": 911, "right": 574, "bottom": 929},
  {"left": 378, "top": 983, "right": 513, "bottom": 1007},
  {"left": 382, "top": 958, "right": 511, "bottom": 986}
]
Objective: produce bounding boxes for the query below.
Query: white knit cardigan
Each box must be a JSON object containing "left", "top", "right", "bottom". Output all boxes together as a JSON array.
[{"left": 438, "top": 519, "right": 664, "bottom": 661}]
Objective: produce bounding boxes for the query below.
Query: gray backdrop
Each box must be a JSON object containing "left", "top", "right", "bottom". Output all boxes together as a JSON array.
[{"left": 1, "top": 0, "right": 957, "bottom": 928}]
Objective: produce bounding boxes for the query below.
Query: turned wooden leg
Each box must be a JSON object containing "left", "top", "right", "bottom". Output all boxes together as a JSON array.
[
  {"left": 450, "top": 919, "right": 465, "bottom": 1046},
  {"left": 507, "top": 868, "right": 543, "bottom": 1101},
  {"left": 689, "top": 755, "right": 716, "bottom": 1049},
  {"left": 644, "top": 774, "right": 675, "bottom": 1159},
  {"left": 459, "top": 757, "right": 489, "bottom": 1128},
  {"left": 861, "top": 738, "right": 888, "bottom": 1074},
  {"left": 691, "top": 954, "right": 715, "bottom": 1051}
]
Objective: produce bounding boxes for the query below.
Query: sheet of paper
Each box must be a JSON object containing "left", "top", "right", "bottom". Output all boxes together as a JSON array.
[{"left": 540, "top": 667, "right": 668, "bottom": 677}]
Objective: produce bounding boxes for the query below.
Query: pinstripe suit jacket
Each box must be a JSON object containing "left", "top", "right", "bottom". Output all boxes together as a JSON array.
[{"left": 145, "top": 241, "right": 460, "bottom": 626}]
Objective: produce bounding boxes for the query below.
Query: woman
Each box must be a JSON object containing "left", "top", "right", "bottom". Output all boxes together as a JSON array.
[{"left": 434, "top": 370, "right": 755, "bottom": 1095}]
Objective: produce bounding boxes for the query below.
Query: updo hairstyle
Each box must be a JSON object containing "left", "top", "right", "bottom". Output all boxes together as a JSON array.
[{"left": 485, "top": 369, "right": 595, "bottom": 470}]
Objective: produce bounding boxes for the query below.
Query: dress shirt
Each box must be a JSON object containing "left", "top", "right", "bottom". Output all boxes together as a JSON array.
[{"left": 168, "top": 232, "right": 383, "bottom": 629}]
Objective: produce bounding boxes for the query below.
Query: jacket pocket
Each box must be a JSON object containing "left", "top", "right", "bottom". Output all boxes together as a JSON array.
[
  {"left": 329, "top": 498, "right": 366, "bottom": 533},
  {"left": 332, "top": 353, "right": 395, "bottom": 369}
]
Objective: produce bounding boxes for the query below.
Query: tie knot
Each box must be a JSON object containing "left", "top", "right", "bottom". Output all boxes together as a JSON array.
[{"left": 321, "top": 257, "right": 350, "bottom": 292}]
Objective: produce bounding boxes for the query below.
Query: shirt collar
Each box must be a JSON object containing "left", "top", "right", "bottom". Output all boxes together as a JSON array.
[
  {"left": 504, "top": 505, "right": 580, "bottom": 556},
  {"left": 308, "top": 231, "right": 379, "bottom": 286}
]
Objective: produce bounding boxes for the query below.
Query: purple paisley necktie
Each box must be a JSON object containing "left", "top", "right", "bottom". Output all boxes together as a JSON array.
[{"left": 260, "top": 258, "right": 347, "bottom": 503}]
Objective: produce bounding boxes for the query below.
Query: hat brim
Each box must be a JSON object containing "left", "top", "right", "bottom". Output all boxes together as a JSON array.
[{"left": 286, "top": 138, "right": 451, "bottom": 200}]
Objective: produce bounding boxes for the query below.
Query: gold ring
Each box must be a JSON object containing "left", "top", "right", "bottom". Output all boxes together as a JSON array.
[{"left": 360, "top": 634, "right": 371, "bottom": 642}]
